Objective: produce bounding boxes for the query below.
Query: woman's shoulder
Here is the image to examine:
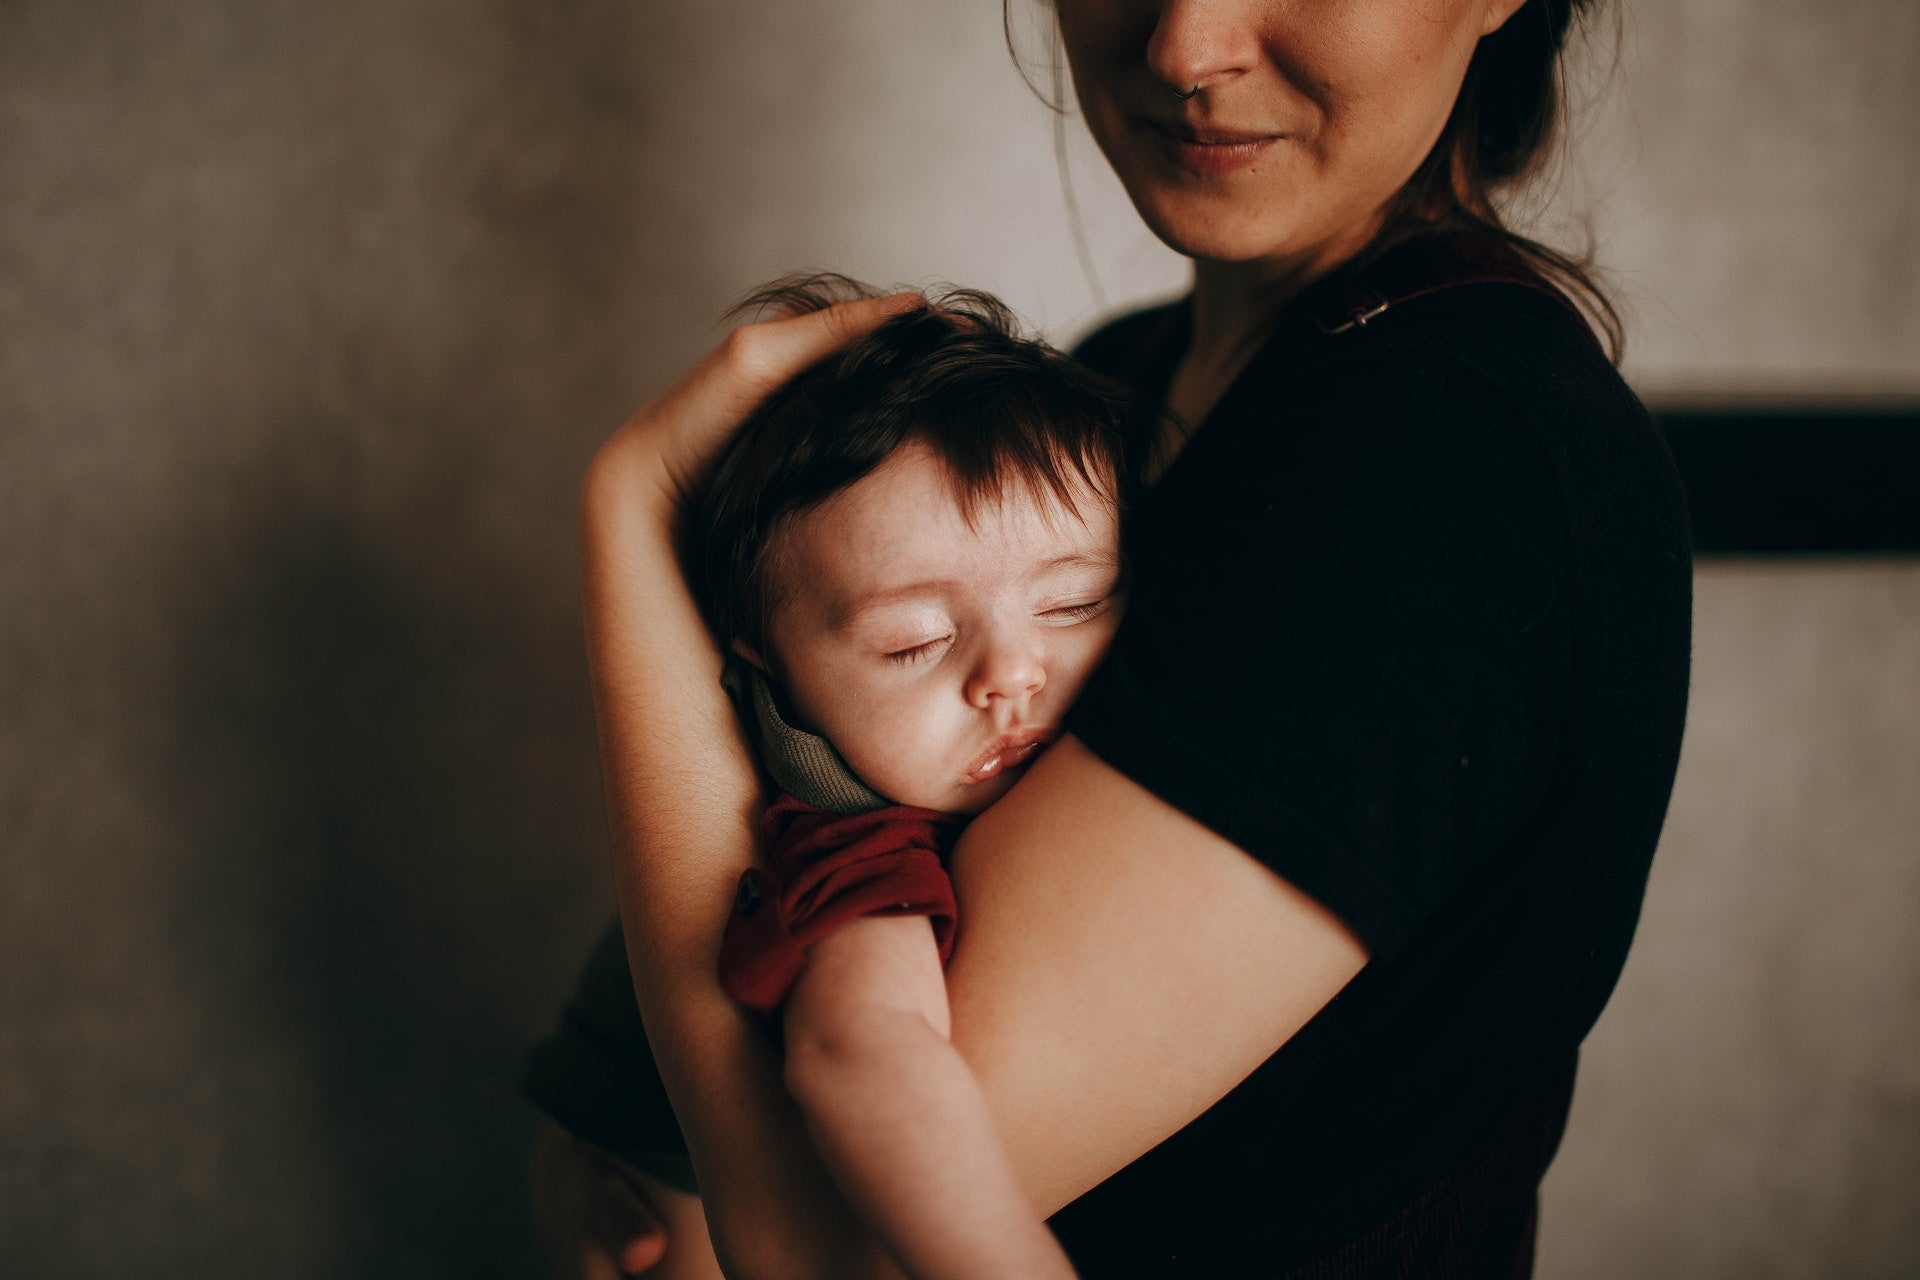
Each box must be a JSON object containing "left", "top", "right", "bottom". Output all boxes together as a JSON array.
[
  {"left": 1231, "top": 249, "right": 1618, "bottom": 410},
  {"left": 1071, "top": 240, "right": 1690, "bottom": 577},
  {"left": 1339, "top": 278, "right": 1631, "bottom": 416},
  {"left": 1074, "top": 239, "right": 1635, "bottom": 444},
  {"left": 1226, "top": 273, "right": 1682, "bottom": 535},
  {"left": 1339, "top": 282, "right": 1688, "bottom": 544},
  {"left": 1162, "top": 266, "right": 1690, "bottom": 659},
  {"left": 1178, "top": 279, "right": 1634, "bottom": 492}
]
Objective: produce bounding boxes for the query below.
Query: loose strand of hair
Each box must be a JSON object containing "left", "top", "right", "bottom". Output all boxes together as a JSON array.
[{"left": 1053, "top": 41, "right": 1108, "bottom": 314}]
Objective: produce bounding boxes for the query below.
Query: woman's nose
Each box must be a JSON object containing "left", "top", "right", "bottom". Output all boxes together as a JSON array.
[
  {"left": 1145, "top": 0, "right": 1261, "bottom": 98},
  {"left": 965, "top": 633, "right": 1046, "bottom": 712}
]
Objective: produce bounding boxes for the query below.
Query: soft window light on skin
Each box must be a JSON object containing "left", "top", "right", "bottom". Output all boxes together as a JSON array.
[{"left": 735, "top": 440, "right": 1125, "bottom": 817}]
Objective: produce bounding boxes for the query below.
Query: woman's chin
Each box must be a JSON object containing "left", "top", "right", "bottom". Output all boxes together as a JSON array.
[{"left": 1124, "top": 182, "right": 1307, "bottom": 266}]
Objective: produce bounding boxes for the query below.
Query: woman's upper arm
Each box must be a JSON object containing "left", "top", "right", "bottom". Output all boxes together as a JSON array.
[{"left": 943, "top": 733, "right": 1369, "bottom": 1217}]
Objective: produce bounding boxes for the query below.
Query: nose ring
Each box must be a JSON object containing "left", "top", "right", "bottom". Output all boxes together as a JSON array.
[{"left": 1171, "top": 85, "right": 1199, "bottom": 100}]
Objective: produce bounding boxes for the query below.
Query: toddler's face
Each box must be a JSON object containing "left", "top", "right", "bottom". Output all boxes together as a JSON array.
[{"left": 750, "top": 440, "right": 1124, "bottom": 816}]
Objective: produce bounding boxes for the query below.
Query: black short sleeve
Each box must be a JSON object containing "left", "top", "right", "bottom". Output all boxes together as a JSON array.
[{"left": 1065, "top": 348, "right": 1569, "bottom": 961}]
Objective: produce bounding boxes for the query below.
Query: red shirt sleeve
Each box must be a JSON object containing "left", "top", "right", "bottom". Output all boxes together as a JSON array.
[{"left": 717, "top": 794, "right": 966, "bottom": 1016}]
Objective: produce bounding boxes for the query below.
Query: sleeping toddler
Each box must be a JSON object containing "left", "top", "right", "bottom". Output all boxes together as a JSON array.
[{"left": 686, "top": 273, "right": 1152, "bottom": 1280}]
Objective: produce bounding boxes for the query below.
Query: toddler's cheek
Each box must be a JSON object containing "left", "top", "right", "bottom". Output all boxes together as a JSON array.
[{"left": 838, "top": 725, "right": 942, "bottom": 805}]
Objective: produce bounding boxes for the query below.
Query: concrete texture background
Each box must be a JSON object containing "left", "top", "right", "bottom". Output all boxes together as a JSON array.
[{"left": 2, "top": 1, "right": 1915, "bottom": 1275}]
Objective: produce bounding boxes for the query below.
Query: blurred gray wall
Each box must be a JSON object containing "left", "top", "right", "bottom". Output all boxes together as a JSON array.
[{"left": 2, "top": 1, "right": 1914, "bottom": 1276}]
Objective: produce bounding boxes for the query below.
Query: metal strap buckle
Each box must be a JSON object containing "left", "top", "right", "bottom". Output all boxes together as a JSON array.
[{"left": 1313, "top": 286, "right": 1391, "bottom": 336}]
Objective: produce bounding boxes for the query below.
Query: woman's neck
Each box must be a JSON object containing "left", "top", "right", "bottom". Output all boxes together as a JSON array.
[
  {"left": 1186, "top": 221, "right": 1380, "bottom": 367},
  {"left": 1168, "top": 221, "right": 1380, "bottom": 431}
]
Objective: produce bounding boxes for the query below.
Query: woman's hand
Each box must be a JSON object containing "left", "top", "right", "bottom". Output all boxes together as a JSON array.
[
  {"left": 531, "top": 1122, "right": 725, "bottom": 1280},
  {"left": 582, "top": 291, "right": 924, "bottom": 524}
]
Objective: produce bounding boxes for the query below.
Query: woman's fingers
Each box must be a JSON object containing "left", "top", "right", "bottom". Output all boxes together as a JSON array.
[
  {"left": 718, "top": 291, "right": 925, "bottom": 395},
  {"left": 532, "top": 1122, "right": 672, "bottom": 1279},
  {"left": 593, "top": 292, "right": 925, "bottom": 514},
  {"left": 666, "top": 290, "right": 926, "bottom": 481},
  {"left": 590, "top": 1170, "right": 670, "bottom": 1276}
]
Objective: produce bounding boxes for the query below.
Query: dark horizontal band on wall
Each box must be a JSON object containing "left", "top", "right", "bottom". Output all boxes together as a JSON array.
[{"left": 1653, "top": 407, "right": 1920, "bottom": 555}]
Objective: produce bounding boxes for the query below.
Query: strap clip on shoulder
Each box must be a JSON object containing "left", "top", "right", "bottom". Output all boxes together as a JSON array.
[{"left": 1311, "top": 283, "right": 1391, "bottom": 336}]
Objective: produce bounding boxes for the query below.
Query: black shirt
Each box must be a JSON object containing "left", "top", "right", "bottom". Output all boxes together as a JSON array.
[{"left": 1047, "top": 246, "right": 1691, "bottom": 1274}]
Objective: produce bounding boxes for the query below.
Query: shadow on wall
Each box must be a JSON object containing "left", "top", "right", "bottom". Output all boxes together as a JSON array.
[
  {"left": 142, "top": 51, "right": 656, "bottom": 1280},
  {"left": 2, "top": 1, "right": 844, "bottom": 1275},
  {"left": 163, "top": 488, "right": 586, "bottom": 1270}
]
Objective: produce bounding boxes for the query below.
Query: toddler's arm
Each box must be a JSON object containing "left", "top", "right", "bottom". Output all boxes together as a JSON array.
[{"left": 780, "top": 914, "right": 1078, "bottom": 1280}]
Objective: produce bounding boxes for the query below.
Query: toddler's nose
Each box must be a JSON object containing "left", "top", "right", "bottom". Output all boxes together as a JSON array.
[{"left": 965, "top": 633, "right": 1046, "bottom": 712}]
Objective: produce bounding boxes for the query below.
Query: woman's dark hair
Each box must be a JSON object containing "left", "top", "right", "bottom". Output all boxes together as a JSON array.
[
  {"left": 691, "top": 273, "right": 1154, "bottom": 661},
  {"left": 1382, "top": 0, "right": 1624, "bottom": 358},
  {"left": 1007, "top": 0, "right": 1624, "bottom": 359}
]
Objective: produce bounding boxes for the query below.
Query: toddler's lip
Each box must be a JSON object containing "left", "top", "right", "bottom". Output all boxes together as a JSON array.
[{"left": 962, "top": 727, "right": 1058, "bottom": 784}]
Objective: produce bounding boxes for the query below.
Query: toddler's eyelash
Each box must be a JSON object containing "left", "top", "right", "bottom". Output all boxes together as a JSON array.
[
  {"left": 883, "top": 598, "right": 1108, "bottom": 666},
  {"left": 887, "top": 638, "right": 950, "bottom": 666}
]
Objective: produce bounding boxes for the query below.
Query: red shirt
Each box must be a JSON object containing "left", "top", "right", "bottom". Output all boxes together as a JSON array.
[{"left": 716, "top": 793, "right": 967, "bottom": 1016}]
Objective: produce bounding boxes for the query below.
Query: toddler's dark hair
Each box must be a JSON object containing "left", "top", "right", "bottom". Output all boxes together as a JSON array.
[{"left": 690, "top": 272, "right": 1155, "bottom": 663}]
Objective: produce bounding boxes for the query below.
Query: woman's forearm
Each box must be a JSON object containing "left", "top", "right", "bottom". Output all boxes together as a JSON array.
[
  {"left": 578, "top": 451, "right": 760, "bottom": 984},
  {"left": 579, "top": 455, "right": 895, "bottom": 1280}
]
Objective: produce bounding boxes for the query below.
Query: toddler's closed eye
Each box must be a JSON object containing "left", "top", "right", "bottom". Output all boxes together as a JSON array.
[
  {"left": 1046, "top": 599, "right": 1108, "bottom": 621},
  {"left": 886, "top": 637, "right": 952, "bottom": 665}
]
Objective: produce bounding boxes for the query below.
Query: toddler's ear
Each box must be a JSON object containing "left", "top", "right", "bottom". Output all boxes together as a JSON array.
[{"left": 729, "top": 637, "right": 771, "bottom": 674}]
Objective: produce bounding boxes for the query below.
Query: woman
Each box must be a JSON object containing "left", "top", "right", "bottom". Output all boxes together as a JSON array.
[{"left": 535, "top": 0, "right": 1691, "bottom": 1275}]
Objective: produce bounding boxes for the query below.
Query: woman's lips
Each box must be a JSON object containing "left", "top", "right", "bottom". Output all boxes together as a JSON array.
[
  {"left": 1139, "top": 118, "right": 1282, "bottom": 176},
  {"left": 962, "top": 728, "right": 1058, "bottom": 784}
]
